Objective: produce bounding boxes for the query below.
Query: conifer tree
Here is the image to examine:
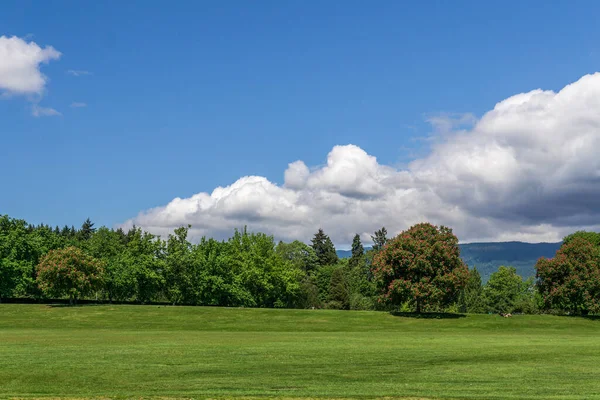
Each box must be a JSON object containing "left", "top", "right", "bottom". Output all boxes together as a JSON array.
[
  {"left": 328, "top": 267, "right": 350, "bottom": 309},
  {"left": 349, "top": 234, "right": 365, "bottom": 269},
  {"left": 311, "top": 228, "right": 338, "bottom": 266},
  {"left": 78, "top": 218, "right": 96, "bottom": 241},
  {"left": 371, "top": 227, "right": 388, "bottom": 251}
]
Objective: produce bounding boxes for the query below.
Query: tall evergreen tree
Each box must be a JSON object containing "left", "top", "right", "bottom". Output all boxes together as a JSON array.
[
  {"left": 311, "top": 228, "right": 338, "bottom": 266},
  {"left": 349, "top": 234, "right": 365, "bottom": 269},
  {"left": 78, "top": 218, "right": 96, "bottom": 241},
  {"left": 61, "top": 225, "right": 71, "bottom": 237},
  {"left": 371, "top": 227, "right": 388, "bottom": 251},
  {"left": 328, "top": 266, "right": 350, "bottom": 310}
]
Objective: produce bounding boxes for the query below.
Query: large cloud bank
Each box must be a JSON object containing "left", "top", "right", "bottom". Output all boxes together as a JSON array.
[{"left": 121, "top": 73, "right": 600, "bottom": 245}]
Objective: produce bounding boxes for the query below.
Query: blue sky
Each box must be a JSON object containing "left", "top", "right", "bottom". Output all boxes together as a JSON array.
[{"left": 2, "top": 1, "right": 600, "bottom": 245}]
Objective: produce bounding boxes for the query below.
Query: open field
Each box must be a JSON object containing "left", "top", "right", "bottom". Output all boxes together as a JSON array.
[{"left": 1, "top": 305, "right": 600, "bottom": 399}]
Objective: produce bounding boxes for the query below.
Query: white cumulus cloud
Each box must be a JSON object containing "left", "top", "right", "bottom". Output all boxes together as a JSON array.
[
  {"left": 0, "top": 35, "right": 61, "bottom": 96},
  {"left": 121, "top": 73, "right": 600, "bottom": 246}
]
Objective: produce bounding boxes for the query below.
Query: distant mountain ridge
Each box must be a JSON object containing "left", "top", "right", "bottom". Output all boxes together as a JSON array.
[{"left": 336, "top": 241, "right": 562, "bottom": 282}]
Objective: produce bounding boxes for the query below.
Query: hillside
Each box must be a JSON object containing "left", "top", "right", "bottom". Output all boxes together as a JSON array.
[
  {"left": 337, "top": 241, "right": 562, "bottom": 281},
  {"left": 459, "top": 241, "right": 561, "bottom": 281}
]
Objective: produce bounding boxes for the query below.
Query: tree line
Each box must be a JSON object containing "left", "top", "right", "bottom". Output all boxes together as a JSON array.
[{"left": 1, "top": 214, "right": 599, "bottom": 315}]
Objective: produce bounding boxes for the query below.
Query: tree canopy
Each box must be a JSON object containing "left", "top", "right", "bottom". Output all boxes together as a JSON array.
[
  {"left": 36, "top": 246, "right": 105, "bottom": 304},
  {"left": 372, "top": 223, "right": 469, "bottom": 313},
  {"left": 482, "top": 266, "right": 534, "bottom": 314},
  {"left": 536, "top": 236, "right": 600, "bottom": 315},
  {"left": 3, "top": 213, "right": 600, "bottom": 314}
]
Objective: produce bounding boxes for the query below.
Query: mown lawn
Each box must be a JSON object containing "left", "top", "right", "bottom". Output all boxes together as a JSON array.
[{"left": 1, "top": 304, "right": 600, "bottom": 399}]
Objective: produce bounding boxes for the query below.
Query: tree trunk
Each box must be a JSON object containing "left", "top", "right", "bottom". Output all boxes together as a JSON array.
[
  {"left": 416, "top": 298, "right": 421, "bottom": 314},
  {"left": 69, "top": 295, "right": 73, "bottom": 306}
]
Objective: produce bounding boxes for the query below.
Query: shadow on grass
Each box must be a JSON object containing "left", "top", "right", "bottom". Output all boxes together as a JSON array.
[
  {"left": 47, "top": 303, "right": 106, "bottom": 308},
  {"left": 569, "top": 314, "right": 600, "bottom": 321},
  {"left": 391, "top": 311, "right": 467, "bottom": 319}
]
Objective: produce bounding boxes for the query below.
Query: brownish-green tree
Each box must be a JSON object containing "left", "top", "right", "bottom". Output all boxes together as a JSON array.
[
  {"left": 36, "top": 246, "right": 105, "bottom": 305},
  {"left": 371, "top": 222, "right": 469, "bottom": 313},
  {"left": 536, "top": 236, "right": 600, "bottom": 315}
]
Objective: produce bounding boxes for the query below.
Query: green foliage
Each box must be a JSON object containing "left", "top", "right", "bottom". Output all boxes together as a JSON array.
[
  {"left": 311, "top": 228, "right": 338, "bottom": 266},
  {"left": 0, "top": 215, "right": 66, "bottom": 300},
  {"left": 328, "top": 266, "right": 350, "bottom": 310},
  {"left": 536, "top": 236, "right": 600, "bottom": 314},
  {"left": 276, "top": 240, "right": 319, "bottom": 274},
  {"left": 315, "top": 264, "right": 337, "bottom": 304},
  {"left": 1, "top": 212, "right": 596, "bottom": 315},
  {"left": 77, "top": 218, "right": 96, "bottom": 241},
  {"left": 371, "top": 226, "right": 388, "bottom": 251},
  {"left": 562, "top": 231, "right": 600, "bottom": 247},
  {"left": 225, "top": 227, "right": 303, "bottom": 308},
  {"left": 457, "top": 267, "right": 484, "bottom": 313},
  {"left": 372, "top": 223, "right": 469, "bottom": 313},
  {"left": 36, "top": 246, "right": 104, "bottom": 304},
  {"left": 349, "top": 234, "right": 365, "bottom": 270},
  {"left": 297, "top": 274, "right": 321, "bottom": 309},
  {"left": 482, "top": 266, "right": 534, "bottom": 314}
]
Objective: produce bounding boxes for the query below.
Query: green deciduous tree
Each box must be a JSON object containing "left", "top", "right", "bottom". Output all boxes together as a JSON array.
[
  {"left": 562, "top": 231, "right": 600, "bottom": 247},
  {"left": 225, "top": 227, "right": 303, "bottom": 308},
  {"left": 372, "top": 222, "right": 468, "bottom": 313},
  {"left": 457, "top": 267, "right": 484, "bottom": 313},
  {"left": 536, "top": 237, "right": 600, "bottom": 315},
  {"left": 36, "top": 246, "right": 104, "bottom": 304},
  {"left": 276, "top": 240, "right": 319, "bottom": 274},
  {"left": 482, "top": 266, "right": 530, "bottom": 314}
]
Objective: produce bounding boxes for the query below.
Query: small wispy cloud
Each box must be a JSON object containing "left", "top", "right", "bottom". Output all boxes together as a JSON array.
[
  {"left": 32, "top": 104, "right": 61, "bottom": 117},
  {"left": 67, "top": 69, "right": 92, "bottom": 77},
  {"left": 70, "top": 102, "right": 87, "bottom": 108},
  {"left": 426, "top": 112, "right": 477, "bottom": 134}
]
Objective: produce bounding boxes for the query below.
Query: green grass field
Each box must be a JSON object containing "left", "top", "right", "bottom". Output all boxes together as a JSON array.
[{"left": 1, "top": 305, "right": 600, "bottom": 399}]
